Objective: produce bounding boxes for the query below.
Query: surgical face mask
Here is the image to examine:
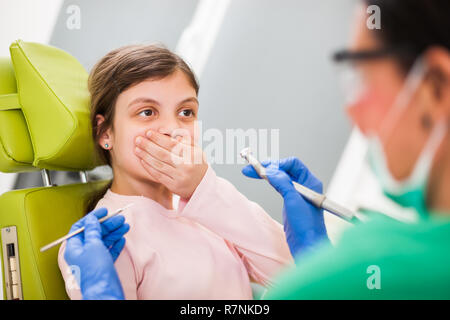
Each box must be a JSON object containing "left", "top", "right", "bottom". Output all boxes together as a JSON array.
[{"left": 365, "top": 58, "right": 448, "bottom": 218}]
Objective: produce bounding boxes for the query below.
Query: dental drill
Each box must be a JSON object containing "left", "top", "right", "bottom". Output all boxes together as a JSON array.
[{"left": 240, "top": 148, "right": 359, "bottom": 223}]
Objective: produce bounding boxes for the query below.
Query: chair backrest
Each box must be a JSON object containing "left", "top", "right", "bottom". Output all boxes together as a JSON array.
[{"left": 0, "top": 40, "right": 108, "bottom": 300}]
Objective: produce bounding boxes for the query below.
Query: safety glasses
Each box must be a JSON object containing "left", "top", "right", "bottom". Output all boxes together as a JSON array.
[
  {"left": 332, "top": 47, "right": 417, "bottom": 106},
  {"left": 332, "top": 46, "right": 418, "bottom": 63}
]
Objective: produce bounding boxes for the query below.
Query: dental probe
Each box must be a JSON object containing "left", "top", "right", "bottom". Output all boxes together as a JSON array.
[
  {"left": 40, "top": 203, "right": 134, "bottom": 252},
  {"left": 240, "top": 148, "right": 359, "bottom": 223}
]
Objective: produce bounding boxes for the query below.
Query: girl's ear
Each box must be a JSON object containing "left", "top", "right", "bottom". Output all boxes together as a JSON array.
[{"left": 96, "top": 114, "right": 112, "bottom": 150}]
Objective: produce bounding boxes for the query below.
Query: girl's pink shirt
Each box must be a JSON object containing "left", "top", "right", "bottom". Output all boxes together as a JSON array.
[{"left": 58, "top": 165, "right": 293, "bottom": 299}]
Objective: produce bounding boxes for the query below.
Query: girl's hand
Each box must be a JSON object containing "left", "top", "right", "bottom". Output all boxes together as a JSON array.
[{"left": 134, "top": 130, "right": 208, "bottom": 199}]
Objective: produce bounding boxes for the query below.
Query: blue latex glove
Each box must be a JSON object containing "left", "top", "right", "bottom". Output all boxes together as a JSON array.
[
  {"left": 64, "top": 208, "right": 128, "bottom": 300},
  {"left": 242, "top": 157, "right": 329, "bottom": 258},
  {"left": 91, "top": 207, "right": 130, "bottom": 262}
]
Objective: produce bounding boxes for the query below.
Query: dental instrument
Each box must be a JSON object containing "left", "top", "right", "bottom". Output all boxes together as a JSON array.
[
  {"left": 40, "top": 203, "right": 134, "bottom": 252},
  {"left": 240, "top": 148, "right": 359, "bottom": 223}
]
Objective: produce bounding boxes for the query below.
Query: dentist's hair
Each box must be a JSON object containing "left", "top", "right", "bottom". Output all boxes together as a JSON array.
[
  {"left": 88, "top": 44, "right": 199, "bottom": 166},
  {"left": 364, "top": 0, "right": 450, "bottom": 73}
]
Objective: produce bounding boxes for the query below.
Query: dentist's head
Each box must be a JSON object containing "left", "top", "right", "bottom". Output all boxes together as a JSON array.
[{"left": 337, "top": 0, "right": 450, "bottom": 214}]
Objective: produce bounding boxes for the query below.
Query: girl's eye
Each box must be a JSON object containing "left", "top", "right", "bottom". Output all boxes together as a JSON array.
[
  {"left": 139, "top": 109, "right": 154, "bottom": 117},
  {"left": 179, "top": 109, "right": 195, "bottom": 117}
]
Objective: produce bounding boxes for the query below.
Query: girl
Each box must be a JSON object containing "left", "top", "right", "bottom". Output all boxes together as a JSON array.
[{"left": 58, "top": 44, "right": 293, "bottom": 299}]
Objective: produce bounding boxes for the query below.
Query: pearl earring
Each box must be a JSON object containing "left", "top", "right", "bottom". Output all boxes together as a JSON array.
[{"left": 105, "top": 144, "right": 109, "bottom": 149}]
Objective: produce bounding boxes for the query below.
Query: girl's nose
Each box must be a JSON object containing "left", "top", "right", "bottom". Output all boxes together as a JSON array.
[{"left": 157, "top": 117, "right": 179, "bottom": 137}]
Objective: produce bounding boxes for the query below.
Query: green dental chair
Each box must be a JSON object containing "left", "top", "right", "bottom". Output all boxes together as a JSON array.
[{"left": 0, "top": 40, "right": 109, "bottom": 300}]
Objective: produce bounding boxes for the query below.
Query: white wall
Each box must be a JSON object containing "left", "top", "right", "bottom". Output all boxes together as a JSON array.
[{"left": 0, "top": 0, "right": 63, "bottom": 56}]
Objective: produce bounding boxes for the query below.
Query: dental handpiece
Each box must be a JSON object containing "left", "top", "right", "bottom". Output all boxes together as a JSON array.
[
  {"left": 240, "top": 148, "right": 358, "bottom": 223},
  {"left": 40, "top": 203, "right": 134, "bottom": 252}
]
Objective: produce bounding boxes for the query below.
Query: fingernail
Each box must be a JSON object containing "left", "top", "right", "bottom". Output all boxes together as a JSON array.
[
  {"left": 146, "top": 131, "right": 152, "bottom": 138},
  {"left": 136, "top": 136, "right": 142, "bottom": 145},
  {"left": 135, "top": 147, "right": 141, "bottom": 154}
]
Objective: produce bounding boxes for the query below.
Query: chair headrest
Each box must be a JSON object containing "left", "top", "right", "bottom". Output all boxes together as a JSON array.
[
  {"left": 0, "top": 57, "right": 36, "bottom": 172},
  {"left": 0, "top": 40, "right": 103, "bottom": 173}
]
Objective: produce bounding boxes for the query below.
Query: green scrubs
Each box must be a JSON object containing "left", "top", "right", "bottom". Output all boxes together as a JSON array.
[{"left": 266, "top": 213, "right": 450, "bottom": 299}]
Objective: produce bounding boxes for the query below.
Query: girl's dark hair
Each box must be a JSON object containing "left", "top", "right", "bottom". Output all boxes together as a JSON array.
[
  {"left": 365, "top": 0, "right": 450, "bottom": 72},
  {"left": 86, "top": 44, "right": 199, "bottom": 213}
]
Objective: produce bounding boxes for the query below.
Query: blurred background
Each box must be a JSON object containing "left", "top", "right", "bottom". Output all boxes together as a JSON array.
[{"left": 0, "top": 0, "right": 355, "bottom": 224}]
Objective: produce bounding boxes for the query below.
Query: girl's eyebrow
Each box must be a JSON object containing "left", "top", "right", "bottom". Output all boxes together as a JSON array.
[
  {"left": 128, "top": 97, "right": 160, "bottom": 108},
  {"left": 128, "top": 97, "right": 198, "bottom": 108},
  {"left": 178, "top": 97, "right": 199, "bottom": 106}
]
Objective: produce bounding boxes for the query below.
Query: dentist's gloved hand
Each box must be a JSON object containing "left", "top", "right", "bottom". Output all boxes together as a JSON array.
[
  {"left": 91, "top": 208, "right": 130, "bottom": 262},
  {"left": 64, "top": 208, "right": 128, "bottom": 300},
  {"left": 242, "top": 157, "right": 329, "bottom": 258}
]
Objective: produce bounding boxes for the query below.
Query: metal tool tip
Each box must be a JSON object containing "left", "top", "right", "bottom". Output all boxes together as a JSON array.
[
  {"left": 240, "top": 147, "right": 251, "bottom": 159},
  {"left": 119, "top": 203, "right": 135, "bottom": 212}
]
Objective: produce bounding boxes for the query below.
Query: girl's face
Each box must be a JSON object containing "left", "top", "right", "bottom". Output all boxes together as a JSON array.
[{"left": 98, "top": 70, "right": 199, "bottom": 183}]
